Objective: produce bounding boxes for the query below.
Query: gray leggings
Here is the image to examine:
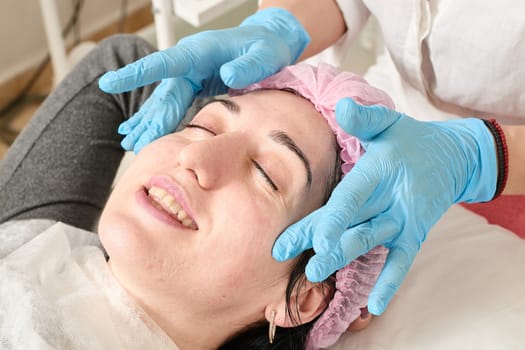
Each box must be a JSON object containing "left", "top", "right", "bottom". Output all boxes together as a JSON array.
[{"left": 0, "top": 35, "right": 157, "bottom": 231}]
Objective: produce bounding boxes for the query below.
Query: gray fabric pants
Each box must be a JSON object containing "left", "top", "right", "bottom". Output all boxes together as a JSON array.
[{"left": 0, "top": 35, "right": 157, "bottom": 231}]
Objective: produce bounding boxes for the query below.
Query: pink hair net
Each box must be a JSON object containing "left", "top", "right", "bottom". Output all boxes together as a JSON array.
[{"left": 230, "top": 62, "right": 393, "bottom": 349}]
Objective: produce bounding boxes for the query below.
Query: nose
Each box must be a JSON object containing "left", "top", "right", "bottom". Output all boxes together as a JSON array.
[{"left": 175, "top": 132, "right": 248, "bottom": 189}]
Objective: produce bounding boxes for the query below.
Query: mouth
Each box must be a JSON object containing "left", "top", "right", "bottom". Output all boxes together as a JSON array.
[{"left": 145, "top": 186, "right": 198, "bottom": 230}]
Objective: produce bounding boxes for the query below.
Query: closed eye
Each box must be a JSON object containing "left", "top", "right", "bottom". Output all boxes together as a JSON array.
[
  {"left": 185, "top": 123, "right": 216, "bottom": 135},
  {"left": 252, "top": 160, "right": 279, "bottom": 192}
]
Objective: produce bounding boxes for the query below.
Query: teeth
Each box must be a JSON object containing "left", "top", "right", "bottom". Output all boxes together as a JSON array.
[
  {"left": 163, "top": 195, "right": 176, "bottom": 207},
  {"left": 177, "top": 210, "right": 188, "bottom": 221},
  {"left": 149, "top": 186, "right": 167, "bottom": 200},
  {"left": 182, "top": 218, "right": 194, "bottom": 227},
  {"left": 169, "top": 202, "right": 181, "bottom": 214},
  {"left": 147, "top": 186, "right": 197, "bottom": 229}
]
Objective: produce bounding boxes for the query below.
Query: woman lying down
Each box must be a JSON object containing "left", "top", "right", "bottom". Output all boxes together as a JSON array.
[{"left": 0, "top": 35, "right": 393, "bottom": 350}]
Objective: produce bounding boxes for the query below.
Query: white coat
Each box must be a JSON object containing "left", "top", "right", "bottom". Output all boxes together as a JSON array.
[{"left": 315, "top": 0, "right": 525, "bottom": 124}]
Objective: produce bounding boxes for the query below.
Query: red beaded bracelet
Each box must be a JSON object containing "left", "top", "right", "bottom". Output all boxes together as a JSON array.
[{"left": 482, "top": 119, "right": 509, "bottom": 199}]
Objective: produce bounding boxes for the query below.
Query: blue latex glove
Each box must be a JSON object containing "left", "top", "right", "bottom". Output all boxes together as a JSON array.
[
  {"left": 273, "top": 98, "right": 498, "bottom": 315},
  {"left": 98, "top": 8, "right": 310, "bottom": 153}
]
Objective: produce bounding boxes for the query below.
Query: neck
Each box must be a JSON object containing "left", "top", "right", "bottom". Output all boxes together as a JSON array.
[
  {"left": 108, "top": 261, "right": 261, "bottom": 350},
  {"left": 136, "top": 292, "right": 262, "bottom": 350}
]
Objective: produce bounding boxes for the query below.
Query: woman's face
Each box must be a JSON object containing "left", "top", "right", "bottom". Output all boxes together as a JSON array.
[{"left": 99, "top": 90, "right": 337, "bottom": 319}]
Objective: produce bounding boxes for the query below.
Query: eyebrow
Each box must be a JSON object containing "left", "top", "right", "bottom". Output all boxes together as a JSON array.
[
  {"left": 208, "top": 98, "right": 313, "bottom": 189},
  {"left": 202, "top": 98, "right": 240, "bottom": 114},
  {"left": 269, "top": 131, "right": 313, "bottom": 188}
]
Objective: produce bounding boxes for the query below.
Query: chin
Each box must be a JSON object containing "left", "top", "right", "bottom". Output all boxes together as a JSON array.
[{"left": 98, "top": 209, "right": 146, "bottom": 261}]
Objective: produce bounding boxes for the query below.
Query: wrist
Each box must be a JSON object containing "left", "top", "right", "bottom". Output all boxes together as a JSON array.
[
  {"left": 482, "top": 119, "right": 509, "bottom": 199},
  {"left": 499, "top": 125, "right": 525, "bottom": 195},
  {"left": 444, "top": 118, "right": 499, "bottom": 203},
  {"left": 240, "top": 8, "right": 311, "bottom": 63}
]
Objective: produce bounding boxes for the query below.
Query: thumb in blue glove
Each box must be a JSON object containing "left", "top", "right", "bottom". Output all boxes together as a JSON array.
[
  {"left": 273, "top": 98, "right": 498, "bottom": 315},
  {"left": 98, "top": 8, "right": 310, "bottom": 153}
]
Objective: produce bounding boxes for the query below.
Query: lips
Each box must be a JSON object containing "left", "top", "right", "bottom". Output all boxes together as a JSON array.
[
  {"left": 147, "top": 186, "right": 198, "bottom": 229},
  {"left": 137, "top": 175, "right": 198, "bottom": 230}
]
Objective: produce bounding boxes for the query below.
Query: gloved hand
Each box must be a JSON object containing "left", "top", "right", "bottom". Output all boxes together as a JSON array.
[
  {"left": 273, "top": 98, "right": 498, "bottom": 315},
  {"left": 98, "top": 8, "right": 310, "bottom": 153}
]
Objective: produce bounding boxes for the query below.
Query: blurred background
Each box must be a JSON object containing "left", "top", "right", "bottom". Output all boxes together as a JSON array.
[{"left": 0, "top": 0, "right": 381, "bottom": 159}]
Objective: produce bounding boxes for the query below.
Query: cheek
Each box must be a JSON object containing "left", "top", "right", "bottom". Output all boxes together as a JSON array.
[
  {"left": 119, "top": 137, "right": 181, "bottom": 179},
  {"left": 99, "top": 203, "right": 196, "bottom": 293},
  {"left": 98, "top": 200, "right": 150, "bottom": 266},
  {"left": 215, "top": 194, "right": 283, "bottom": 256},
  {"left": 98, "top": 140, "right": 177, "bottom": 249},
  {"left": 99, "top": 185, "right": 173, "bottom": 271},
  {"left": 202, "top": 243, "right": 290, "bottom": 306},
  {"left": 204, "top": 199, "right": 288, "bottom": 289}
]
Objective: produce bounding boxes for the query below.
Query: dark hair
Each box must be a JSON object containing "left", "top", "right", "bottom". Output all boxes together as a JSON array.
[{"left": 188, "top": 94, "right": 343, "bottom": 349}]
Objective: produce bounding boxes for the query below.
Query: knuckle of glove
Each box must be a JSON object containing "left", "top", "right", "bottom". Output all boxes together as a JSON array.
[
  {"left": 390, "top": 247, "right": 412, "bottom": 276},
  {"left": 330, "top": 188, "right": 361, "bottom": 220},
  {"left": 396, "top": 258, "right": 411, "bottom": 278},
  {"left": 249, "top": 41, "right": 291, "bottom": 73},
  {"left": 332, "top": 246, "right": 349, "bottom": 271},
  {"left": 311, "top": 253, "right": 342, "bottom": 281},
  {"left": 382, "top": 279, "right": 401, "bottom": 295},
  {"left": 320, "top": 207, "right": 349, "bottom": 233},
  {"left": 173, "top": 38, "right": 214, "bottom": 70},
  {"left": 353, "top": 224, "right": 375, "bottom": 253}
]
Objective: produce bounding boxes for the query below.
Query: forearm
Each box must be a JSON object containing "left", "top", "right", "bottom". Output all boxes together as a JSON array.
[
  {"left": 259, "top": 0, "right": 346, "bottom": 59},
  {"left": 501, "top": 125, "right": 525, "bottom": 195}
]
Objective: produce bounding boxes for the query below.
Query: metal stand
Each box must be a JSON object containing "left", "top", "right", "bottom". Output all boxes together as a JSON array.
[
  {"left": 38, "top": 0, "right": 69, "bottom": 85},
  {"left": 152, "top": 0, "right": 177, "bottom": 49}
]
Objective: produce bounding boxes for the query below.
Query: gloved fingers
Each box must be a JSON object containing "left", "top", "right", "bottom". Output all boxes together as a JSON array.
[
  {"left": 163, "top": 78, "right": 196, "bottom": 123},
  {"left": 337, "top": 216, "right": 399, "bottom": 262},
  {"left": 133, "top": 101, "right": 190, "bottom": 153},
  {"left": 125, "top": 79, "right": 194, "bottom": 152},
  {"left": 198, "top": 75, "right": 229, "bottom": 97},
  {"left": 305, "top": 252, "right": 341, "bottom": 283},
  {"left": 220, "top": 41, "right": 290, "bottom": 88},
  {"left": 367, "top": 245, "right": 416, "bottom": 316},
  {"left": 305, "top": 216, "right": 399, "bottom": 282},
  {"left": 335, "top": 98, "right": 403, "bottom": 141},
  {"left": 118, "top": 111, "right": 143, "bottom": 135},
  {"left": 312, "top": 159, "right": 381, "bottom": 255},
  {"left": 133, "top": 126, "right": 164, "bottom": 154},
  {"left": 121, "top": 121, "right": 148, "bottom": 152},
  {"left": 98, "top": 48, "right": 194, "bottom": 93},
  {"left": 272, "top": 211, "right": 316, "bottom": 262},
  {"left": 118, "top": 90, "right": 158, "bottom": 136},
  {"left": 118, "top": 90, "right": 159, "bottom": 150},
  {"left": 347, "top": 195, "right": 392, "bottom": 230}
]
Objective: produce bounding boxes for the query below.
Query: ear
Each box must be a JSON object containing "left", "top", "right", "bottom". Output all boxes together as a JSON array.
[
  {"left": 265, "top": 280, "right": 333, "bottom": 328},
  {"left": 347, "top": 307, "right": 373, "bottom": 331}
]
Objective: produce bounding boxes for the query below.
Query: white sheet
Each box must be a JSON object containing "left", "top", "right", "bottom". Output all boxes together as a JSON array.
[
  {"left": 0, "top": 221, "right": 178, "bottom": 350},
  {"left": 330, "top": 205, "right": 525, "bottom": 349}
]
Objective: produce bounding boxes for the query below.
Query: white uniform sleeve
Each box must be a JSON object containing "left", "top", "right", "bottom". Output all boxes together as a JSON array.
[{"left": 335, "top": 0, "right": 370, "bottom": 51}]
